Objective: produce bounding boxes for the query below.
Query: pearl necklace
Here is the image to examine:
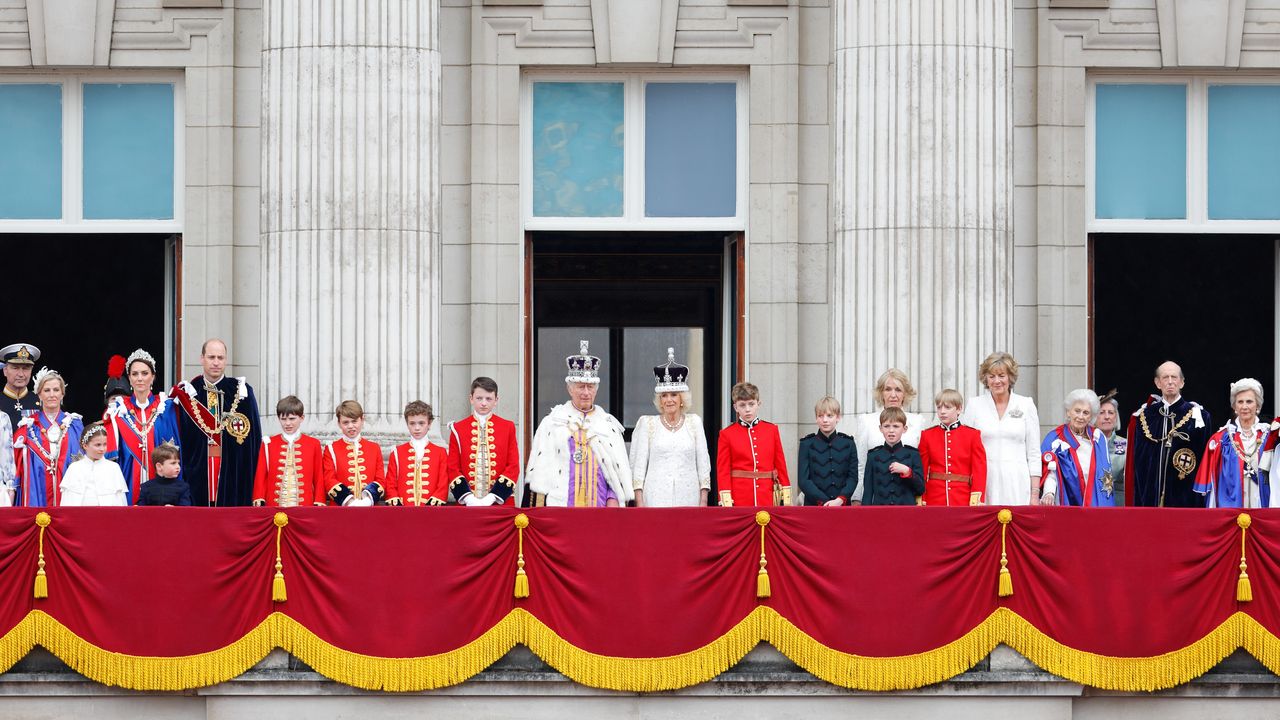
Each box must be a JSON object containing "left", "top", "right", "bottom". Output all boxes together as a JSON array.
[{"left": 660, "top": 414, "right": 684, "bottom": 432}]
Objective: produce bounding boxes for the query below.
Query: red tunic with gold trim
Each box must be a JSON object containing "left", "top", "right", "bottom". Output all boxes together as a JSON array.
[
  {"left": 446, "top": 414, "right": 518, "bottom": 505},
  {"left": 321, "top": 438, "right": 387, "bottom": 506},
  {"left": 919, "top": 422, "right": 988, "bottom": 506},
  {"left": 386, "top": 441, "right": 448, "bottom": 506},
  {"left": 252, "top": 434, "right": 326, "bottom": 507},
  {"left": 715, "top": 419, "right": 791, "bottom": 507}
]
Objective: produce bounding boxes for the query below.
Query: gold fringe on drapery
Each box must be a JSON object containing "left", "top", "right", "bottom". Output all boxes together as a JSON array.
[{"left": 0, "top": 607, "right": 1269, "bottom": 693}]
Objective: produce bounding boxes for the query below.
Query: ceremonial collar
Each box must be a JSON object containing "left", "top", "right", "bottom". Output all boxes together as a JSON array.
[
  {"left": 882, "top": 440, "right": 905, "bottom": 452},
  {"left": 738, "top": 418, "right": 760, "bottom": 428},
  {"left": 941, "top": 420, "right": 962, "bottom": 431},
  {"left": 473, "top": 412, "right": 492, "bottom": 425},
  {"left": 409, "top": 436, "right": 429, "bottom": 452},
  {"left": 342, "top": 435, "right": 363, "bottom": 445},
  {"left": 202, "top": 375, "right": 226, "bottom": 388},
  {"left": 1161, "top": 395, "right": 1183, "bottom": 409},
  {"left": 281, "top": 431, "right": 302, "bottom": 444},
  {"left": 817, "top": 429, "right": 837, "bottom": 441},
  {"left": 3, "top": 386, "right": 27, "bottom": 401}
]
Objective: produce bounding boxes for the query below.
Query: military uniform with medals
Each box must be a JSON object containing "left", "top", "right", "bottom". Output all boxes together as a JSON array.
[{"left": 0, "top": 344, "right": 40, "bottom": 429}]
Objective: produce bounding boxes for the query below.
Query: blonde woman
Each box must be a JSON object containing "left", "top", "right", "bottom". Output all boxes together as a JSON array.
[
  {"left": 844, "top": 369, "right": 928, "bottom": 505},
  {"left": 964, "top": 352, "right": 1042, "bottom": 505},
  {"left": 631, "top": 349, "right": 711, "bottom": 507}
]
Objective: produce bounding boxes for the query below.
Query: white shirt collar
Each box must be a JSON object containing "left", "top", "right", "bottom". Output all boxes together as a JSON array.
[
  {"left": 281, "top": 431, "right": 301, "bottom": 444},
  {"left": 342, "top": 435, "right": 362, "bottom": 444},
  {"left": 409, "top": 436, "right": 428, "bottom": 452},
  {"left": 1162, "top": 395, "right": 1182, "bottom": 408},
  {"left": 474, "top": 412, "right": 492, "bottom": 424}
]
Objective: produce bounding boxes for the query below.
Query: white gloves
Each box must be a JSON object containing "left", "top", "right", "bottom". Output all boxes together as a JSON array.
[
  {"left": 462, "top": 493, "right": 501, "bottom": 507},
  {"left": 342, "top": 490, "right": 375, "bottom": 507}
]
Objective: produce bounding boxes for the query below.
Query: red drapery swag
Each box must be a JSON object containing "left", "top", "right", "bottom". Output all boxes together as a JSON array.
[{"left": 0, "top": 506, "right": 1277, "bottom": 692}]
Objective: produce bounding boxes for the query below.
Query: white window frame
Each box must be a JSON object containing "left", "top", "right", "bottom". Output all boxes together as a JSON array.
[
  {"left": 521, "top": 70, "right": 748, "bottom": 232},
  {"left": 0, "top": 71, "right": 184, "bottom": 234},
  {"left": 1088, "top": 73, "right": 1280, "bottom": 233}
]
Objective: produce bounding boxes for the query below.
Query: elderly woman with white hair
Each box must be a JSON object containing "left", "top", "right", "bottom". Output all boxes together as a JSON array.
[
  {"left": 964, "top": 352, "right": 1042, "bottom": 505},
  {"left": 844, "top": 368, "right": 929, "bottom": 505},
  {"left": 1193, "top": 378, "right": 1279, "bottom": 508},
  {"left": 1039, "top": 389, "right": 1115, "bottom": 507},
  {"left": 630, "top": 349, "right": 711, "bottom": 507}
]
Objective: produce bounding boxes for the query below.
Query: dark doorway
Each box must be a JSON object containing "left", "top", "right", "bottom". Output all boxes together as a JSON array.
[
  {"left": 1092, "top": 234, "right": 1275, "bottom": 425},
  {"left": 531, "top": 232, "right": 731, "bottom": 503},
  {"left": 3, "top": 234, "right": 176, "bottom": 420}
]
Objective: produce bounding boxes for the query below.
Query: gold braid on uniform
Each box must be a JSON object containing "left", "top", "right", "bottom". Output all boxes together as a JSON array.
[{"left": 1138, "top": 406, "right": 1195, "bottom": 445}]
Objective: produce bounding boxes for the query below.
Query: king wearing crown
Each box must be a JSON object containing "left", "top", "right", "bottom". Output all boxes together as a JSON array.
[{"left": 526, "top": 341, "right": 632, "bottom": 507}]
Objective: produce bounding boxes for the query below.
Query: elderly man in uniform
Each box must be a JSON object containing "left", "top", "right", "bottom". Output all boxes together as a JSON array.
[
  {"left": 0, "top": 343, "right": 40, "bottom": 429},
  {"left": 527, "top": 341, "right": 632, "bottom": 507},
  {"left": 1126, "top": 360, "right": 1212, "bottom": 507},
  {"left": 170, "top": 338, "right": 263, "bottom": 506}
]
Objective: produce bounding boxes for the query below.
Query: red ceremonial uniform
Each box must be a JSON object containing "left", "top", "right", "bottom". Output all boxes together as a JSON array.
[
  {"left": 252, "top": 434, "right": 326, "bottom": 507},
  {"left": 716, "top": 419, "right": 791, "bottom": 507},
  {"left": 446, "top": 414, "right": 519, "bottom": 505},
  {"left": 322, "top": 437, "right": 387, "bottom": 505},
  {"left": 386, "top": 441, "right": 448, "bottom": 506},
  {"left": 919, "top": 421, "right": 988, "bottom": 506}
]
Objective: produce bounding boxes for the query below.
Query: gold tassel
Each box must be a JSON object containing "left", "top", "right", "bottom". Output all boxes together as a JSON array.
[
  {"left": 514, "top": 513, "right": 530, "bottom": 599},
  {"left": 272, "top": 513, "right": 289, "bottom": 603},
  {"left": 1237, "top": 513, "right": 1253, "bottom": 603},
  {"left": 997, "top": 509, "right": 1013, "bottom": 597},
  {"left": 33, "top": 512, "right": 50, "bottom": 600},
  {"left": 756, "top": 511, "right": 771, "bottom": 599}
]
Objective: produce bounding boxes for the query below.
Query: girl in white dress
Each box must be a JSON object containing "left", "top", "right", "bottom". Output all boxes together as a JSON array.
[
  {"left": 59, "top": 422, "right": 128, "bottom": 507},
  {"left": 631, "top": 349, "right": 711, "bottom": 507},
  {"left": 839, "top": 369, "right": 930, "bottom": 505},
  {"left": 964, "top": 352, "right": 1043, "bottom": 506}
]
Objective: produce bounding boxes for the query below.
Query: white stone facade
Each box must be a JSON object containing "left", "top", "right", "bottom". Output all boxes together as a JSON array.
[{"left": 1, "top": 0, "right": 1278, "bottom": 459}]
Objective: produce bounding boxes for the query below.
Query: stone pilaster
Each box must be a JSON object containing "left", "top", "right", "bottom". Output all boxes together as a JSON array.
[
  {"left": 832, "top": 0, "right": 1014, "bottom": 412},
  {"left": 261, "top": 0, "right": 441, "bottom": 439}
]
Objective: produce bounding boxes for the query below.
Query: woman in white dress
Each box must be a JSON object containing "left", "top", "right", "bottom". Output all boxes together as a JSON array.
[
  {"left": 964, "top": 352, "right": 1043, "bottom": 506},
  {"left": 842, "top": 369, "right": 929, "bottom": 505},
  {"left": 631, "top": 349, "right": 711, "bottom": 507},
  {"left": 59, "top": 422, "right": 128, "bottom": 507}
]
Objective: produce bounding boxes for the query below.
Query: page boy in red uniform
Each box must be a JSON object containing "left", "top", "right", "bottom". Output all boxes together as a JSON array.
[{"left": 716, "top": 381, "right": 791, "bottom": 507}]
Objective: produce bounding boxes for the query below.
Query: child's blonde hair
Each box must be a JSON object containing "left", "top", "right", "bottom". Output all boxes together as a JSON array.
[
  {"left": 814, "top": 396, "right": 842, "bottom": 416},
  {"left": 934, "top": 389, "right": 964, "bottom": 408}
]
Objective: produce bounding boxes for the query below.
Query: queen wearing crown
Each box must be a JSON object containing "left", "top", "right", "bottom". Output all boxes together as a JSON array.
[
  {"left": 527, "top": 341, "right": 633, "bottom": 507},
  {"left": 105, "top": 348, "right": 184, "bottom": 505},
  {"left": 629, "top": 349, "right": 711, "bottom": 507}
]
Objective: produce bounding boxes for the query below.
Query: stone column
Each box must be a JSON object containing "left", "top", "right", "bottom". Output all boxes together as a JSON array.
[
  {"left": 261, "top": 0, "right": 441, "bottom": 438},
  {"left": 832, "top": 1, "right": 1014, "bottom": 412}
]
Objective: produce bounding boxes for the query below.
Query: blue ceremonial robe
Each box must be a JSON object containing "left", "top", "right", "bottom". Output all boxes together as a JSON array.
[
  {"left": 1193, "top": 421, "right": 1274, "bottom": 509},
  {"left": 106, "top": 394, "right": 183, "bottom": 506},
  {"left": 174, "top": 376, "right": 262, "bottom": 507},
  {"left": 1125, "top": 396, "right": 1212, "bottom": 508},
  {"left": 1041, "top": 425, "right": 1115, "bottom": 507},
  {"left": 15, "top": 412, "right": 83, "bottom": 507}
]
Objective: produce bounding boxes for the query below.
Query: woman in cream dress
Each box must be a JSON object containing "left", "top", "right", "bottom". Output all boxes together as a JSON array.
[
  {"left": 630, "top": 349, "right": 711, "bottom": 507},
  {"left": 964, "top": 352, "right": 1043, "bottom": 506},
  {"left": 841, "top": 369, "right": 929, "bottom": 505}
]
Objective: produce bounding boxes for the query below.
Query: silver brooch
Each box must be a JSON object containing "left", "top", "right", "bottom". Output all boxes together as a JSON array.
[{"left": 1009, "top": 409, "right": 1024, "bottom": 419}]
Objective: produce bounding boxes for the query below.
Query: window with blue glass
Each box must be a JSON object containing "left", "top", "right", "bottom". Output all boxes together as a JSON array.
[
  {"left": 83, "top": 83, "right": 175, "bottom": 220},
  {"left": 532, "top": 82, "right": 625, "bottom": 217},
  {"left": 1208, "top": 85, "right": 1280, "bottom": 220},
  {"left": 1094, "top": 84, "right": 1187, "bottom": 220},
  {"left": 0, "top": 85, "right": 63, "bottom": 219},
  {"left": 645, "top": 83, "right": 736, "bottom": 217}
]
